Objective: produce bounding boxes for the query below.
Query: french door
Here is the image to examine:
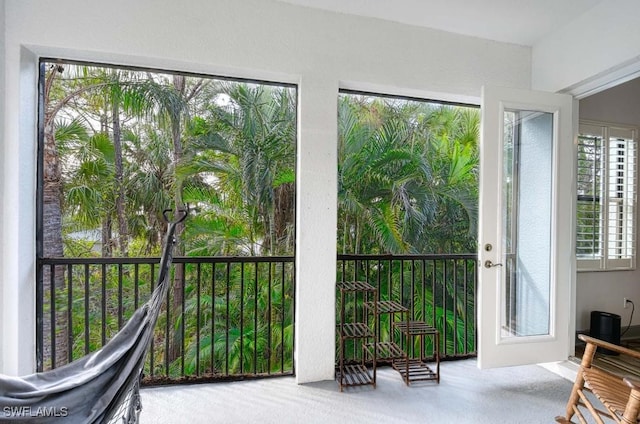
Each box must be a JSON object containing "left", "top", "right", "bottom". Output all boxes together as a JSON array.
[{"left": 478, "top": 86, "right": 575, "bottom": 368}]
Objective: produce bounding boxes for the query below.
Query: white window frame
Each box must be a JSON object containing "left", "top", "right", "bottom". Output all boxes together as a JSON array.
[{"left": 577, "top": 120, "right": 638, "bottom": 271}]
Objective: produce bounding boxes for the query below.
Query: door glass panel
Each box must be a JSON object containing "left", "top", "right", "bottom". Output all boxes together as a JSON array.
[{"left": 502, "top": 109, "right": 554, "bottom": 338}]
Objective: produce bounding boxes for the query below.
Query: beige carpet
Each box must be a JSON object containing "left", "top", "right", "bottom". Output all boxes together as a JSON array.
[{"left": 141, "top": 359, "right": 573, "bottom": 424}]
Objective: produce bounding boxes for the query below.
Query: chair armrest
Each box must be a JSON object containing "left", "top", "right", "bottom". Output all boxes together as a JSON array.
[
  {"left": 624, "top": 376, "right": 640, "bottom": 391},
  {"left": 579, "top": 334, "right": 640, "bottom": 360}
]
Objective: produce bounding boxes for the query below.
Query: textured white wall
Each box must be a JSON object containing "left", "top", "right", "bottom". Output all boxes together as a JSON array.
[
  {"left": 0, "top": 0, "right": 6, "bottom": 374},
  {"left": 1, "top": 0, "right": 532, "bottom": 380},
  {"left": 532, "top": 0, "right": 640, "bottom": 93},
  {"left": 580, "top": 78, "right": 640, "bottom": 126},
  {"left": 533, "top": 0, "right": 640, "bottom": 338}
]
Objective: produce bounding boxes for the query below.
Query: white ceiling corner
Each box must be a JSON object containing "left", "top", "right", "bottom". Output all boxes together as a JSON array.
[{"left": 273, "top": 0, "right": 603, "bottom": 46}]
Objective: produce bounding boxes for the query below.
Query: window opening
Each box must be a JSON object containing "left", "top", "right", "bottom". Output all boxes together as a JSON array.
[
  {"left": 36, "top": 59, "right": 297, "bottom": 381},
  {"left": 577, "top": 122, "right": 637, "bottom": 271}
]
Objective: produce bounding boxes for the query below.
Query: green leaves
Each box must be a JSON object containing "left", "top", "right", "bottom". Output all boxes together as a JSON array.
[
  {"left": 337, "top": 94, "right": 480, "bottom": 254},
  {"left": 48, "top": 62, "right": 297, "bottom": 258}
]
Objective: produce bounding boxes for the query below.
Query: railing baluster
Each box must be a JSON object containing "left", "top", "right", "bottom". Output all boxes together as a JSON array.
[
  {"left": 240, "top": 263, "right": 245, "bottom": 375},
  {"left": 225, "top": 262, "right": 230, "bottom": 377},
  {"left": 433, "top": 258, "right": 438, "bottom": 355},
  {"left": 84, "top": 264, "right": 90, "bottom": 355},
  {"left": 253, "top": 262, "right": 258, "bottom": 375},
  {"left": 400, "top": 259, "right": 405, "bottom": 308},
  {"left": 443, "top": 259, "right": 448, "bottom": 356},
  {"left": 149, "top": 262, "right": 155, "bottom": 378},
  {"left": 453, "top": 259, "right": 458, "bottom": 355},
  {"left": 420, "top": 259, "right": 429, "bottom": 324},
  {"left": 267, "top": 262, "right": 272, "bottom": 375},
  {"left": 463, "top": 259, "right": 469, "bottom": 356},
  {"left": 196, "top": 262, "right": 201, "bottom": 377},
  {"left": 134, "top": 264, "right": 139, "bottom": 310},
  {"left": 165, "top": 264, "right": 170, "bottom": 377},
  {"left": 67, "top": 263, "right": 73, "bottom": 363},
  {"left": 36, "top": 260, "right": 44, "bottom": 372},
  {"left": 101, "top": 264, "right": 106, "bottom": 348},
  {"left": 280, "top": 261, "right": 285, "bottom": 374},
  {"left": 118, "top": 263, "right": 123, "bottom": 329},
  {"left": 181, "top": 262, "right": 186, "bottom": 378},
  {"left": 211, "top": 262, "right": 216, "bottom": 375},
  {"left": 50, "top": 265, "right": 56, "bottom": 369}
]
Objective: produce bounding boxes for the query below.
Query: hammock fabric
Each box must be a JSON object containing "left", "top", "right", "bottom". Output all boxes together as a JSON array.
[{"left": 0, "top": 210, "right": 186, "bottom": 423}]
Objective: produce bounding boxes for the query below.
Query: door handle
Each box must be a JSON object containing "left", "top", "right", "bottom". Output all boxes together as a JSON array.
[{"left": 484, "top": 260, "right": 503, "bottom": 268}]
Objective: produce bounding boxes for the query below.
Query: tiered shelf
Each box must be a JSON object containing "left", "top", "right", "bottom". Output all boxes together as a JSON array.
[
  {"left": 393, "top": 321, "right": 440, "bottom": 384},
  {"left": 336, "top": 282, "right": 440, "bottom": 389},
  {"left": 364, "top": 300, "right": 408, "bottom": 362},
  {"left": 336, "top": 281, "right": 377, "bottom": 391}
]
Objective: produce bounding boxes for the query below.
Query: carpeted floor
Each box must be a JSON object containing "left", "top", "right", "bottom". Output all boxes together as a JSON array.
[{"left": 141, "top": 359, "right": 573, "bottom": 423}]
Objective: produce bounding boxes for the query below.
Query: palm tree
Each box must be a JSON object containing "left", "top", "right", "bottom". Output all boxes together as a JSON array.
[
  {"left": 180, "top": 82, "right": 297, "bottom": 256},
  {"left": 338, "top": 96, "right": 431, "bottom": 254},
  {"left": 409, "top": 104, "right": 479, "bottom": 253},
  {"left": 42, "top": 62, "right": 103, "bottom": 367},
  {"left": 337, "top": 94, "right": 480, "bottom": 363},
  {"left": 57, "top": 121, "right": 114, "bottom": 255},
  {"left": 337, "top": 95, "right": 479, "bottom": 254}
]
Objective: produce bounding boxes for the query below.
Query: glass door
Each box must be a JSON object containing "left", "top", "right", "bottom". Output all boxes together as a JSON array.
[{"left": 478, "top": 86, "right": 575, "bottom": 368}]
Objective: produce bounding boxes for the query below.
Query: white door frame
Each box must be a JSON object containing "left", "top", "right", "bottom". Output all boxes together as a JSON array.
[
  {"left": 538, "top": 59, "right": 640, "bottom": 377},
  {"left": 477, "top": 86, "right": 575, "bottom": 368}
]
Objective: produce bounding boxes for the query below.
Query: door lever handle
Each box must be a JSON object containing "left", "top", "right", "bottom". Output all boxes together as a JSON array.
[{"left": 484, "top": 260, "right": 503, "bottom": 268}]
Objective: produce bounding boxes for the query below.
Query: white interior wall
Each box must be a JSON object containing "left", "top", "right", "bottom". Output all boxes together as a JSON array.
[
  {"left": 0, "top": 0, "right": 6, "bottom": 374},
  {"left": 575, "top": 78, "right": 640, "bottom": 332},
  {"left": 532, "top": 0, "right": 640, "bottom": 94},
  {"left": 532, "top": 0, "right": 640, "bottom": 337},
  {"left": 1, "top": 0, "right": 531, "bottom": 381},
  {"left": 580, "top": 79, "right": 640, "bottom": 127}
]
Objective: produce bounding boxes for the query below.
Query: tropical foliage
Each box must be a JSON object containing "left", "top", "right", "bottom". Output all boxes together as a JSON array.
[
  {"left": 39, "top": 61, "right": 479, "bottom": 380},
  {"left": 41, "top": 62, "right": 296, "bottom": 376},
  {"left": 336, "top": 93, "right": 479, "bottom": 360},
  {"left": 337, "top": 94, "right": 478, "bottom": 255}
]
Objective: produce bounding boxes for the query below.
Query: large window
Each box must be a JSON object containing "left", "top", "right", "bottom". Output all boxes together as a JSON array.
[
  {"left": 337, "top": 91, "right": 479, "bottom": 254},
  {"left": 39, "top": 60, "right": 297, "bottom": 259},
  {"left": 37, "top": 59, "right": 297, "bottom": 375},
  {"left": 577, "top": 122, "right": 637, "bottom": 271}
]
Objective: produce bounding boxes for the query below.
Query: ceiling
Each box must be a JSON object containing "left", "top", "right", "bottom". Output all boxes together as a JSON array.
[{"left": 274, "top": 0, "right": 604, "bottom": 46}]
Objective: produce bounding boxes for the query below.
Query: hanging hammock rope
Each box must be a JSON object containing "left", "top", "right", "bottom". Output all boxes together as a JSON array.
[{"left": 0, "top": 209, "right": 187, "bottom": 423}]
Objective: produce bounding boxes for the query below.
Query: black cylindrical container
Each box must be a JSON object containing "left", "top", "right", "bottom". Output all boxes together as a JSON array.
[{"left": 590, "top": 311, "right": 621, "bottom": 355}]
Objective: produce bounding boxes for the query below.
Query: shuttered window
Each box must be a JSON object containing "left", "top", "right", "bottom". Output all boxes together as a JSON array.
[{"left": 577, "top": 122, "right": 637, "bottom": 271}]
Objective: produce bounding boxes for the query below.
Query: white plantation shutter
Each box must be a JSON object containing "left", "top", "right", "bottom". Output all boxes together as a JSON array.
[
  {"left": 576, "top": 132, "right": 603, "bottom": 262},
  {"left": 577, "top": 122, "right": 637, "bottom": 271}
]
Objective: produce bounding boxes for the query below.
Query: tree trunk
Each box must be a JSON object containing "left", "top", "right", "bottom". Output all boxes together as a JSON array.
[
  {"left": 168, "top": 74, "right": 186, "bottom": 363},
  {"left": 112, "top": 98, "right": 129, "bottom": 256},
  {"left": 42, "top": 65, "right": 67, "bottom": 368},
  {"left": 273, "top": 182, "right": 295, "bottom": 254},
  {"left": 102, "top": 218, "right": 113, "bottom": 257}
]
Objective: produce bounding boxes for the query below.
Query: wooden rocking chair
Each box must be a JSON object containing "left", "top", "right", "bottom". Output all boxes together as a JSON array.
[{"left": 556, "top": 334, "right": 640, "bottom": 424}]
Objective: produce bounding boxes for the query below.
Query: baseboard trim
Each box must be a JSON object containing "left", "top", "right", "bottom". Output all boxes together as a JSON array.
[{"left": 540, "top": 360, "right": 579, "bottom": 382}]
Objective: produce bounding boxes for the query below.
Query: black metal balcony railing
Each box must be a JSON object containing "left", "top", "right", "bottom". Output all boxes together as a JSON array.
[
  {"left": 336, "top": 254, "right": 477, "bottom": 361},
  {"left": 37, "top": 253, "right": 477, "bottom": 385},
  {"left": 37, "top": 256, "right": 296, "bottom": 385}
]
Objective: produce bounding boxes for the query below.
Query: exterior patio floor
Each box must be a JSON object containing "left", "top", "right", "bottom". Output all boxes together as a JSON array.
[{"left": 140, "top": 359, "right": 573, "bottom": 423}]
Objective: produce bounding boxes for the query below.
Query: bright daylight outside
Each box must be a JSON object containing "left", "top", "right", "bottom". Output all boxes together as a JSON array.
[
  {"left": 335, "top": 91, "right": 479, "bottom": 389},
  {"left": 38, "top": 61, "right": 297, "bottom": 383},
  {"left": 37, "top": 61, "right": 481, "bottom": 396}
]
